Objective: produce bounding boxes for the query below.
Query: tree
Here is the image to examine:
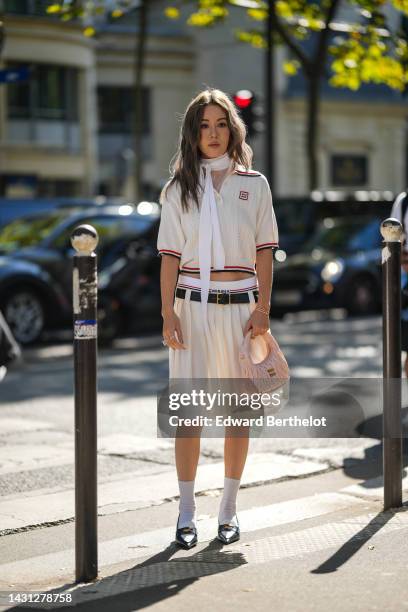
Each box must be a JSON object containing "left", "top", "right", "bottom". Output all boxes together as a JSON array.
[
  {"left": 45, "top": 0, "right": 149, "bottom": 200},
  {"left": 164, "top": 0, "right": 408, "bottom": 191}
]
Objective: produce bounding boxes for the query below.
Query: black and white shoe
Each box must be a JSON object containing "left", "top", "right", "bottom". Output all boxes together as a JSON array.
[
  {"left": 175, "top": 514, "right": 198, "bottom": 549},
  {"left": 217, "top": 516, "right": 240, "bottom": 545}
]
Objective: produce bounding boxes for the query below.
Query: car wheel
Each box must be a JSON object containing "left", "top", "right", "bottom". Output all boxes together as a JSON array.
[
  {"left": 346, "top": 276, "right": 379, "bottom": 316},
  {"left": 3, "top": 289, "right": 45, "bottom": 345}
]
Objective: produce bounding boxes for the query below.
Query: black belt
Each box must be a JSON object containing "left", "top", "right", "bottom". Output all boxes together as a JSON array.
[{"left": 175, "top": 287, "right": 258, "bottom": 305}]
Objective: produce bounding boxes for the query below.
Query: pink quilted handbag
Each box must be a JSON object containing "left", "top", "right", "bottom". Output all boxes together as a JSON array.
[{"left": 239, "top": 330, "right": 290, "bottom": 394}]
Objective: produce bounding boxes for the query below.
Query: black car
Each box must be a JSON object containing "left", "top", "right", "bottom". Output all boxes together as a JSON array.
[
  {"left": 271, "top": 216, "right": 385, "bottom": 315},
  {"left": 274, "top": 192, "right": 393, "bottom": 256},
  {"left": 0, "top": 196, "right": 128, "bottom": 228},
  {"left": 0, "top": 204, "right": 160, "bottom": 344}
]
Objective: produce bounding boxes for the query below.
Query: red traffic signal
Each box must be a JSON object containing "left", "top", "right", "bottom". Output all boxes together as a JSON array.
[{"left": 233, "top": 89, "right": 254, "bottom": 109}]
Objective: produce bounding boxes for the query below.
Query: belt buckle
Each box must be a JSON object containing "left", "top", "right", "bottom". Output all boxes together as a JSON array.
[{"left": 216, "top": 291, "right": 230, "bottom": 305}]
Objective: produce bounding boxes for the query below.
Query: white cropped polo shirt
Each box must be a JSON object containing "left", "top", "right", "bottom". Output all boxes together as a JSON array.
[{"left": 157, "top": 164, "right": 279, "bottom": 275}]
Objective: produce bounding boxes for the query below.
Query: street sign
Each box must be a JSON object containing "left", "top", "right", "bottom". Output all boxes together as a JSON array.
[{"left": 0, "top": 67, "right": 30, "bottom": 84}]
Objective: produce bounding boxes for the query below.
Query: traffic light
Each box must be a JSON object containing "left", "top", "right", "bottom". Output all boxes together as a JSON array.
[{"left": 233, "top": 89, "right": 264, "bottom": 138}]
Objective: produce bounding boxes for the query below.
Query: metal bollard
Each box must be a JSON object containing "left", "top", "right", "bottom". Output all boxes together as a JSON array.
[
  {"left": 71, "top": 225, "right": 99, "bottom": 582},
  {"left": 380, "top": 218, "right": 403, "bottom": 510}
]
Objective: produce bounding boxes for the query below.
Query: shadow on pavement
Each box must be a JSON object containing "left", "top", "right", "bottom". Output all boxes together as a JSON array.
[
  {"left": 311, "top": 504, "right": 408, "bottom": 574},
  {"left": 6, "top": 539, "right": 246, "bottom": 611},
  {"left": 0, "top": 334, "right": 168, "bottom": 403}
]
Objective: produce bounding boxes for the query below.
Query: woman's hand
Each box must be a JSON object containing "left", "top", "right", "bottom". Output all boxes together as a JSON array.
[
  {"left": 162, "top": 310, "right": 186, "bottom": 350},
  {"left": 243, "top": 308, "right": 270, "bottom": 339}
]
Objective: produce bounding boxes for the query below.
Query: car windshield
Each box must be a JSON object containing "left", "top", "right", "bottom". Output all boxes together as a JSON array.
[
  {"left": 0, "top": 213, "right": 68, "bottom": 253},
  {"left": 303, "top": 219, "right": 382, "bottom": 253}
]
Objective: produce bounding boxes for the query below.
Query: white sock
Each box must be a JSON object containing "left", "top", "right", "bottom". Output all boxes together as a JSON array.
[
  {"left": 178, "top": 479, "right": 197, "bottom": 529},
  {"left": 218, "top": 476, "right": 240, "bottom": 527}
]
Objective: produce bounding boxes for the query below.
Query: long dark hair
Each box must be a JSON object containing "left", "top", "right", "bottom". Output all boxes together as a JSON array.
[{"left": 161, "top": 88, "right": 253, "bottom": 213}]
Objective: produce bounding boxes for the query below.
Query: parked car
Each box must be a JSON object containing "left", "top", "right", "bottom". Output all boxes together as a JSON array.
[
  {"left": 271, "top": 216, "right": 385, "bottom": 315},
  {"left": 274, "top": 191, "right": 393, "bottom": 256},
  {"left": 0, "top": 204, "right": 160, "bottom": 344},
  {"left": 0, "top": 196, "right": 128, "bottom": 228}
]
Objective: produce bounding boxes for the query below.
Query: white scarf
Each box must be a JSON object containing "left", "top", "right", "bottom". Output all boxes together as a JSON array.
[{"left": 199, "top": 152, "right": 232, "bottom": 334}]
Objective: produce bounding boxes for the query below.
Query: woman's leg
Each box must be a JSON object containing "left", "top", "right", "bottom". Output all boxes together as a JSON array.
[
  {"left": 175, "top": 427, "right": 202, "bottom": 529},
  {"left": 224, "top": 426, "right": 250, "bottom": 479},
  {"left": 175, "top": 433, "right": 201, "bottom": 480},
  {"left": 218, "top": 426, "right": 250, "bottom": 526}
]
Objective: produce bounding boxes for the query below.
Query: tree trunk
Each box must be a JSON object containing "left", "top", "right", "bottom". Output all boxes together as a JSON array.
[
  {"left": 265, "top": 0, "right": 275, "bottom": 191},
  {"left": 305, "top": 75, "right": 321, "bottom": 193},
  {"left": 133, "top": 0, "right": 147, "bottom": 202},
  {"left": 304, "top": 0, "right": 340, "bottom": 192}
]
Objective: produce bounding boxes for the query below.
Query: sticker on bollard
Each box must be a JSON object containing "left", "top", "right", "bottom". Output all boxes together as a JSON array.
[{"left": 74, "top": 319, "right": 97, "bottom": 340}]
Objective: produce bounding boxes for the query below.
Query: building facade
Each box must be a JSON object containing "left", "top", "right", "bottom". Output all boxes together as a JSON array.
[{"left": 0, "top": 0, "right": 406, "bottom": 200}]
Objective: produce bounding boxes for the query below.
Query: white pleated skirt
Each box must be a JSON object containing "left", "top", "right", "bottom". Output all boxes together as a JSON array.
[{"left": 169, "top": 274, "right": 259, "bottom": 379}]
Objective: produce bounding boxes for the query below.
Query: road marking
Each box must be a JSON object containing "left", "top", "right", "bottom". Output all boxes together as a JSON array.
[
  {"left": 0, "top": 491, "right": 368, "bottom": 585},
  {"left": 0, "top": 435, "right": 173, "bottom": 475},
  {"left": 0, "top": 453, "right": 329, "bottom": 532}
]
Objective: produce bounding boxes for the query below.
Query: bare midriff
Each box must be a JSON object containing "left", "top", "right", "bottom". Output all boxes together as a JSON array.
[{"left": 181, "top": 271, "right": 254, "bottom": 281}]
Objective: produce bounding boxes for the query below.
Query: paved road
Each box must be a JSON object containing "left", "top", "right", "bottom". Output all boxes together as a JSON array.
[
  {"left": 0, "top": 310, "right": 408, "bottom": 610},
  {"left": 0, "top": 310, "right": 394, "bottom": 498}
]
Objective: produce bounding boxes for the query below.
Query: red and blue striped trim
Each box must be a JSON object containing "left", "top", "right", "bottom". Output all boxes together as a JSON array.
[
  {"left": 256, "top": 242, "right": 279, "bottom": 250},
  {"left": 234, "top": 170, "right": 261, "bottom": 177},
  {"left": 158, "top": 248, "right": 181, "bottom": 258},
  {"left": 181, "top": 265, "right": 255, "bottom": 273},
  {"left": 177, "top": 282, "right": 259, "bottom": 293}
]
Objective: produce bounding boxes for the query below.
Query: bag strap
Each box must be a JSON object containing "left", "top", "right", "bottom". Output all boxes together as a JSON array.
[{"left": 242, "top": 330, "right": 273, "bottom": 357}]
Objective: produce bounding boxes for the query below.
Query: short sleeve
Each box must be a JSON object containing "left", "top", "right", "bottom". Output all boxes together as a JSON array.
[
  {"left": 255, "top": 175, "right": 279, "bottom": 251},
  {"left": 157, "top": 181, "right": 186, "bottom": 259}
]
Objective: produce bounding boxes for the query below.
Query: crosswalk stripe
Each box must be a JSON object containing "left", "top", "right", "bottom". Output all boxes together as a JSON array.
[
  {"left": 63, "top": 510, "right": 408, "bottom": 607},
  {"left": 0, "top": 491, "right": 367, "bottom": 584},
  {"left": 0, "top": 435, "right": 173, "bottom": 476},
  {"left": 0, "top": 453, "right": 329, "bottom": 532}
]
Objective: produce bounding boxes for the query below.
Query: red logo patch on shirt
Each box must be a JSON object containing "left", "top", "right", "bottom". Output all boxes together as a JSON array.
[{"left": 239, "top": 190, "right": 249, "bottom": 200}]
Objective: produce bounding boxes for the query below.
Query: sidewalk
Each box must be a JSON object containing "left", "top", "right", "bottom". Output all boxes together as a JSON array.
[
  {"left": 1, "top": 316, "right": 407, "bottom": 610},
  {"left": 0, "top": 453, "right": 407, "bottom": 611}
]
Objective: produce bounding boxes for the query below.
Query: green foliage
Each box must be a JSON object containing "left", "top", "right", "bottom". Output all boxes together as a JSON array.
[
  {"left": 45, "top": 0, "right": 134, "bottom": 36},
  {"left": 45, "top": 0, "right": 408, "bottom": 92},
  {"left": 163, "top": 0, "right": 408, "bottom": 92}
]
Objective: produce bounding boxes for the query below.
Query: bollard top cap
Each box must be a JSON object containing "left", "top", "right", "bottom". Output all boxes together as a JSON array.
[
  {"left": 71, "top": 224, "right": 99, "bottom": 255},
  {"left": 380, "top": 218, "right": 403, "bottom": 242}
]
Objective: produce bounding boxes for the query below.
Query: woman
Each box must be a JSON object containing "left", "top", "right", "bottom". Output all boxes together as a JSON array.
[{"left": 157, "top": 88, "right": 279, "bottom": 549}]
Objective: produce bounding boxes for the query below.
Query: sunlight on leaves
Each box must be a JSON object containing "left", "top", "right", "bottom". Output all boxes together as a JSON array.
[
  {"left": 164, "top": 7, "right": 180, "bottom": 19},
  {"left": 46, "top": 3, "right": 61, "bottom": 14},
  {"left": 83, "top": 26, "right": 96, "bottom": 37},
  {"left": 283, "top": 60, "right": 299, "bottom": 75}
]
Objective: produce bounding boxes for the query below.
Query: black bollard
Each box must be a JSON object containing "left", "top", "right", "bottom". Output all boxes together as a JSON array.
[
  {"left": 380, "top": 218, "right": 403, "bottom": 510},
  {"left": 71, "top": 224, "right": 99, "bottom": 582}
]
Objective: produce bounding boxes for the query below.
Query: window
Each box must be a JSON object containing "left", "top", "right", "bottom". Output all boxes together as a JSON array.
[
  {"left": 7, "top": 62, "right": 79, "bottom": 121},
  {"left": 37, "top": 179, "right": 79, "bottom": 197},
  {"left": 97, "top": 86, "right": 150, "bottom": 134},
  {"left": 5, "top": 0, "right": 56, "bottom": 16},
  {"left": 0, "top": 212, "right": 69, "bottom": 252},
  {"left": 330, "top": 154, "right": 368, "bottom": 187},
  {"left": 52, "top": 215, "right": 153, "bottom": 253},
  {"left": 304, "top": 219, "right": 381, "bottom": 253}
]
